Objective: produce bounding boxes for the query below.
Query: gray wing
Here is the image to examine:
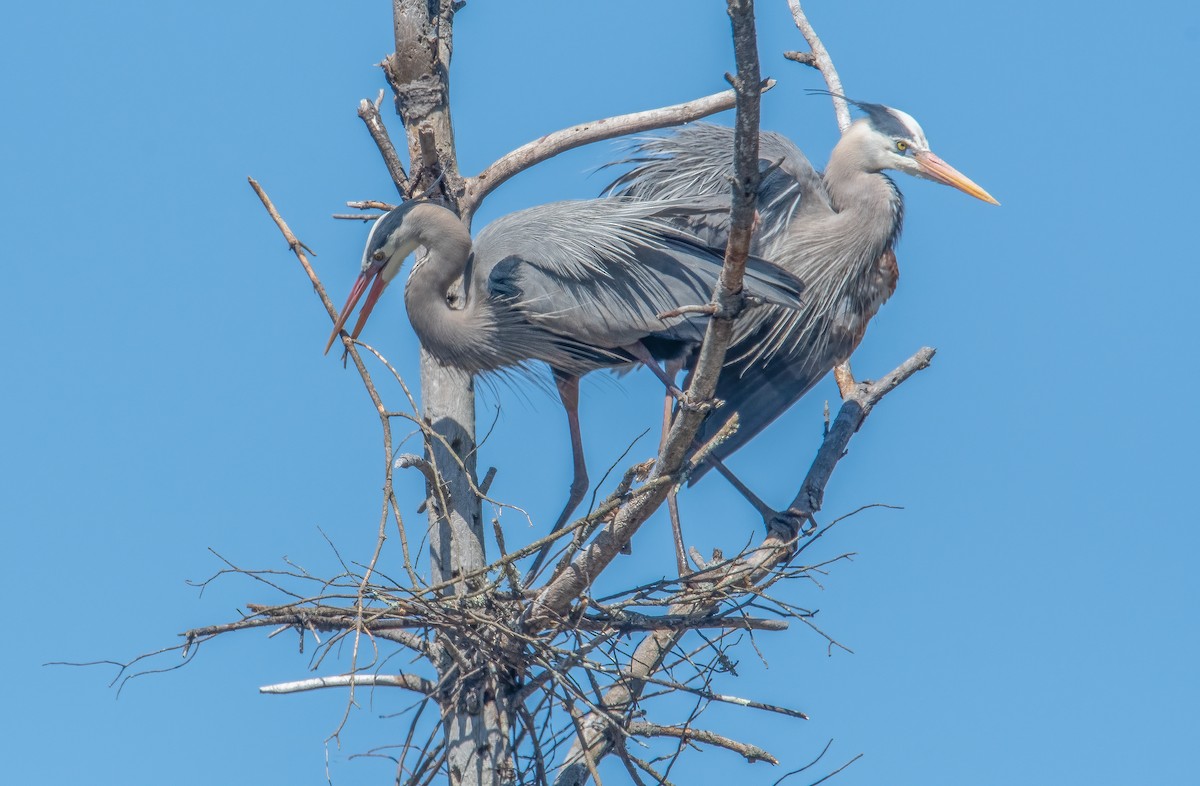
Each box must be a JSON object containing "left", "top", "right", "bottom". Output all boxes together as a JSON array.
[
  {"left": 686, "top": 313, "right": 857, "bottom": 485},
  {"left": 476, "top": 198, "right": 804, "bottom": 353},
  {"left": 604, "top": 125, "right": 864, "bottom": 482},
  {"left": 604, "top": 123, "right": 829, "bottom": 255}
]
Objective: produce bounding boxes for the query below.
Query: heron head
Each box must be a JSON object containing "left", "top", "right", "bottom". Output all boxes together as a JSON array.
[
  {"left": 841, "top": 98, "right": 999, "bottom": 206},
  {"left": 324, "top": 202, "right": 425, "bottom": 355}
]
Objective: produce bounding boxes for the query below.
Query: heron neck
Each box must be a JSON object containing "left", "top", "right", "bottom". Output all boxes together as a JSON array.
[
  {"left": 824, "top": 145, "right": 902, "bottom": 220},
  {"left": 402, "top": 216, "right": 492, "bottom": 368},
  {"left": 411, "top": 212, "right": 474, "bottom": 296}
]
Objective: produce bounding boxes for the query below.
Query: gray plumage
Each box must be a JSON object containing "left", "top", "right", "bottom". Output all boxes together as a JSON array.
[
  {"left": 606, "top": 101, "right": 997, "bottom": 484},
  {"left": 352, "top": 198, "right": 803, "bottom": 378},
  {"left": 326, "top": 197, "right": 805, "bottom": 573}
]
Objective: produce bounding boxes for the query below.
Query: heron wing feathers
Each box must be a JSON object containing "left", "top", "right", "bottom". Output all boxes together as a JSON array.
[
  {"left": 478, "top": 199, "right": 803, "bottom": 351},
  {"left": 605, "top": 124, "right": 828, "bottom": 254}
]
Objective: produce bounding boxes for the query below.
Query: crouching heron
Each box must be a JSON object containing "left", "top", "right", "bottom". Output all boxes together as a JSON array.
[{"left": 325, "top": 198, "right": 804, "bottom": 577}]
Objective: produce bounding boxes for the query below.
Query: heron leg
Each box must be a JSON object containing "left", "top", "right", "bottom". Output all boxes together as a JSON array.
[
  {"left": 667, "top": 494, "right": 688, "bottom": 575},
  {"left": 651, "top": 357, "right": 690, "bottom": 575},
  {"left": 708, "top": 456, "right": 776, "bottom": 522},
  {"left": 708, "top": 454, "right": 811, "bottom": 534},
  {"left": 627, "top": 342, "right": 686, "bottom": 400},
  {"left": 525, "top": 373, "right": 589, "bottom": 582},
  {"left": 691, "top": 434, "right": 796, "bottom": 533}
]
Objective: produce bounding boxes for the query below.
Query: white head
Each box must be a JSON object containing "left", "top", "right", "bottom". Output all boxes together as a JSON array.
[
  {"left": 324, "top": 202, "right": 460, "bottom": 354},
  {"left": 837, "top": 97, "right": 999, "bottom": 205}
]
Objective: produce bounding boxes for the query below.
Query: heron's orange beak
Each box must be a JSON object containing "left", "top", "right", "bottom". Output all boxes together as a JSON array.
[
  {"left": 323, "top": 261, "right": 389, "bottom": 355},
  {"left": 914, "top": 150, "right": 1000, "bottom": 206}
]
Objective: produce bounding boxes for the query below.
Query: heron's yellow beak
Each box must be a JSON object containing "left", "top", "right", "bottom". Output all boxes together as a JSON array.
[
  {"left": 914, "top": 150, "right": 999, "bottom": 206},
  {"left": 323, "top": 261, "right": 389, "bottom": 355}
]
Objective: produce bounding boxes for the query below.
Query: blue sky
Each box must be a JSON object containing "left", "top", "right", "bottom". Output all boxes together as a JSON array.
[{"left": 3, "top": 1, "right": 1197, "bottom": 784}]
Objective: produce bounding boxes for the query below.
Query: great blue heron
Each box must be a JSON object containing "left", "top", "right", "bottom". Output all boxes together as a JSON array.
[
  {"left": 607, "top": 98, "right": 998, "bottom": 508},
  {"left": 324, "top": 198, "right": 804, "bottom": 573}
]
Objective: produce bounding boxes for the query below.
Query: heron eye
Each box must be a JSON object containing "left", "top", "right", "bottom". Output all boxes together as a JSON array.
[
  {"left": 372, "top": 250, "right": 385, "bottom": 261},
  {"left": 895, "top": 140, "right": 909, "bottom": 152}
]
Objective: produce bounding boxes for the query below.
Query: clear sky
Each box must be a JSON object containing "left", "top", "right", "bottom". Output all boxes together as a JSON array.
[{"left": 3, "top": 1, "right": 1197, "bottom": 784}]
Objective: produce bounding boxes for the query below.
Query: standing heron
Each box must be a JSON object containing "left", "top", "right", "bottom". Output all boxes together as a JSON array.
[
  {"left": 324, "top": 198, "right": 804, "bottom": 575},
  {"left": 607, "top": 98, "right": 998, "bottom": 504}
]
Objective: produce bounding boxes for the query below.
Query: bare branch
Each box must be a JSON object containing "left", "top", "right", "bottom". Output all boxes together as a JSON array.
[
  {"left": 374, "top": 629, "right": 439, "bottom": 659},
  {"left": 782, "top": 50, "right": 816, "bottom": 67},
  {"left": 346, "top": 200, "right": 398, "bottom": 211},
  {"left": 627, "top": 721, "right": 778, "bottom": 765},
  {"left": 248, "top": 178, "right": 339, "bottom": 326},
  {"left": 261, "top": 672, "right": 435, "bottom": 695},
  {"left": 358, "top": 90, "right": 410, "bottom": 196},
  {"left": 786, "top": 1, "right": 850, "bottom": 132},
  {"left": 460, "top": 80, "right": 776, "bottom": 222},
  {"left": 396, "top": 453, "right": 439, "bottom": 486},
  {"left": 770, "top": 739, "right": 831, "bottom": 785},
  {"left": 575, "top": 613, "right": 787, "bottom": 633}
]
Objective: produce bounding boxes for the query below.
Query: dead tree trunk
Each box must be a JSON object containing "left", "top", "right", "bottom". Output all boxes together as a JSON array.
[{"left": 385, "top": 3, "right": 513, "bottom": 784}]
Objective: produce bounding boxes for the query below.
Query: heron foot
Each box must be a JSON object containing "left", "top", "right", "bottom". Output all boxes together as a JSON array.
[
  {"left": 677, "top": 395, "right": 723, "bottom": 414},
  {"left": 766, "top": 507, "right": 817, "bottom": 539}
]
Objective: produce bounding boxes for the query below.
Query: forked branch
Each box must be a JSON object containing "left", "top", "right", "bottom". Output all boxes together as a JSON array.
[{"left": 786, "top": 0, "right": 851, "bottom": 133}]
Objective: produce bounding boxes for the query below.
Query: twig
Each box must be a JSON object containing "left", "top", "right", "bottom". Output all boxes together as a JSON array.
[
  {"left": 358, "top": 90, "right": 410, "bottom": 195},
  {"left": 346, "top": 200, "right": 398, "bottom": 211},
  {"left": 771, "top": 739, "right": 831, "bottom": 785},
  {"left": 624, "top": 752, "right": 675, "bottom": 786},
  {"left": 396, "top": 453, "right": 440, "bottom": 486},
  {"left": 417, "top": 468, "right": 678, "bottom": 603},
  {"left": 807, "top": 753, "right": 863, "bottom": 786},
  {"left": 374, "top": 629, "right": 438, "bottom": 659},
  {"left": 656, "top": 303, "right": 718, "bottom": 320},
  {"left": 248, "top": 178, "right": 338, "bottom": 324},
  {"left": 786, "top": 1, "right": 850, "bottom": 132}
]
